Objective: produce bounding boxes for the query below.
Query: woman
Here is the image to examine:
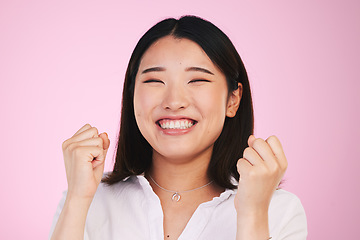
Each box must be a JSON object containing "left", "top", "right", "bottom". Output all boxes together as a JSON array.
[{"left": 50, "top": 16, "right": 307, "bottom": 240}]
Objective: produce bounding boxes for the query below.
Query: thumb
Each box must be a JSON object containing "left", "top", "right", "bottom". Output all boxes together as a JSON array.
[
  {"left": 247, "top": 135, "right": 256, "bottom": 147},
  {"left": 91, "top": 132, "right": 110, "bottom": 169},
  {"left": 99, "top": 132, "right": 110, "bottom": 151}
]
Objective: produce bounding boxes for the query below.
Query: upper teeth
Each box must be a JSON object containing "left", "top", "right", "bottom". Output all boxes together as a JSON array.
[{"left": 159, "top": 119, "right": 194, "bottom": 129}]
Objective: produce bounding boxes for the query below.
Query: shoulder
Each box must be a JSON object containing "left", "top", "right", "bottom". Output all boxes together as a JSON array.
[
  {"left": 92, "top": 175, "right": 145, "bottom": 207},
  {"left": 84, "top": 175, "right": 150, "bottom": 238},
  {"left": 50, "top": 175, "right": 151, "bottom": 239},
  {"left": 268, "top": 189, "right": 308, "bottom": 239},
  {"left": 270, "top": 188, "right": 304, "bottom": 209},
  {"left": 97, "top": 175, "right": 142, "bottom": 195},
  {"left": 269, "top": 189, "right": 306, "bottom": 219}
]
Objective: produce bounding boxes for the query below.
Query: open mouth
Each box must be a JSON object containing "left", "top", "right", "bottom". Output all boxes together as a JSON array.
[{"left": 157, "top": 119, "right": 197, "bottom": 130}]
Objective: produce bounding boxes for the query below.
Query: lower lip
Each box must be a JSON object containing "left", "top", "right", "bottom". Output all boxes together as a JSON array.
[{"left": 157, "top": 123, "right": 195, "bottom": 136}]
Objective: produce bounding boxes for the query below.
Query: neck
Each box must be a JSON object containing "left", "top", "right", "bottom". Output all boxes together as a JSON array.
[{"left": 146, "top": 149, "right": 213, "bottom": 192}]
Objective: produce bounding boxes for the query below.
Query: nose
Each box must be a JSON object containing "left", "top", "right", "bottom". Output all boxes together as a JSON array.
[{"left": 161, "top": 84, "right": 190, "bottom": 111}]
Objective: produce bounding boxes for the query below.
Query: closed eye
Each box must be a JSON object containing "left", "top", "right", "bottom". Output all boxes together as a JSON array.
[
  {"left": 188, "top": 79, "right": 211, "bottom": 84},
  {"left": 143, "top": 79, "right": 164, "bottom": 84}
]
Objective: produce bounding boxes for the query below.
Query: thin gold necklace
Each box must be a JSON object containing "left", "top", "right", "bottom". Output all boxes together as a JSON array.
[{"left": 148, "top": 175, "right": 214, "bottom": 202}]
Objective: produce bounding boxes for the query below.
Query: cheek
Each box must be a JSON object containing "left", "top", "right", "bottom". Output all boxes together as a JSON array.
[
  {"left": 133, "top": 86, "right": 162, "bottom": 135},
  {"left": 134, "top": 87, "right": 152, "bottom": 117},
  {"left": 196, "top": 88, "right": 228, "bottom": 117},
  {"left": 133, "top": 89, "right": 153, "bottom": 142},
  {"left": 133, "top": 90, "right": 148, "bottom": 132}
]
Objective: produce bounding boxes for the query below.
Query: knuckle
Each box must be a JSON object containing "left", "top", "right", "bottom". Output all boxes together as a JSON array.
[
  {"left": 67, "top": 142, "right": 77, "bottom": 152},
  {"left": 236, "top": 159, "right": 243, "bottom": 169},
  {"left": 91, "top": 138, "right": 103, "bottom": 150},
  {"left": 236, "top": 159, "right": 241, "bottom": 167},
  {"left": 252, "top": 138, "right": 265, "bottom": 148},
  {"left": 91, "top": 127, "right": 99, "bottom": 135},
  {"left": 63, "top": 138, "right": 76, "bottom": 152},
  {"left": 72, "top": 145, "right": 83, "bottom": 156},
  {"left": 282, "top": 161, "right": 288, "bottom": 171},
  {"left": 266, "top": 135, "right": 278, "bottom": 144},
  {"left": 243, "top": 147, "right": 252, "bottom": 157},
  {"left": 62, "top": 139, "right": 69, "bottom": 150},
  {"left": 96, "top": 137, "right": 104, "bottom": 146},
  {"left": 236, "top": 159, "right": 249, "bottom": 173}
]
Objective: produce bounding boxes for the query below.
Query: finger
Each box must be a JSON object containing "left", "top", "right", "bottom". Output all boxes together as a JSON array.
[
  {"left": 68, "top": 145, "right": 105, "bottom": 165},
  {"left": 236, "top": 158, "right": 253, "bottom": 178},
  {"left": 242, "top": 147, "right": 263, "bottom": 166},
  {"left": 91, "top": 147, "right": 107, "bottom": 168},
  {"left": 99, "top": 132, "right": 110, "bottom": 150},
  {"left": 247, "top": 135, "right": 256, "bottom": 147},
  {"left": 98, "top": 133, "right": 110, "bottom": 162},
  {"left": 63, "top": 127, "right": 99, "bottom": 149},
  {"left": 67, "top": 137, "right": 104, "bottom": 151},
  {"left": 266, "top": 135, "right": 287, "bottom": 169},
  {"left": 251, "top": 138, "right": 277, "bottom": 163},
  {"left": 71, "top": 127, "right": 99, "bottom": 142},
  {"left": 72, "top": 123, "right": 92, "bottom": 137},
  {"left": 93, "top": 158, "right": 105, "bottom": 177},
  {"left": 92, "top": 153, "right": 106, "bottom": 168}
]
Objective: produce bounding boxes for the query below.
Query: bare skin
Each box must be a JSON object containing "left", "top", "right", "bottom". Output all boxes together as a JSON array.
[
  {"left": 152, "top": 180, "right": 223, "bottom": 240},
  {"left": 51, "top": 124, "right": 110, "bottom": 240},
  {"left": 235, "top": 135, "right": 287, "bottom": 239},
  {"left": 51, "top": 125, "right": 285, "bottom": 240},
  {"left": 145, "top": 145, "right": 224, "bottom": 239},
  {"left": 51, "top": 37, "right": 287, "bottom": 240},
  {"left": 145, "top": 135, "right": 286, "bottom": 240}
]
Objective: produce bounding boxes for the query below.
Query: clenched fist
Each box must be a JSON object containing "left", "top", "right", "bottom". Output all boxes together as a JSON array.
[
  {"left": 62, "top": 124, "right": 110, "bottom": 200},
  {"left": 234, "top": 135, "right": 287, "bottom": 239}
]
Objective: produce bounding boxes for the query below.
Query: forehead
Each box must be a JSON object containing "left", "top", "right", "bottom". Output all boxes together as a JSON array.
[{"left": 139, "top": 36, "right": 215, "bottom": 68}]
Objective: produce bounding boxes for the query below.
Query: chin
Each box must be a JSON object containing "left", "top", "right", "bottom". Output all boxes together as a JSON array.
[{"left": 153, "top": 144, "right": 213, "bottom": 163}]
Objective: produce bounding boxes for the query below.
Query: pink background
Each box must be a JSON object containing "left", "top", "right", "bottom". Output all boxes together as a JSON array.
[{"left": 1, "top": 0, "right": 359, "bottom": 239}]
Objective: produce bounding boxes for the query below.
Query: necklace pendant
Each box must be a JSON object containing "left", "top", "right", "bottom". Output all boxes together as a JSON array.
[{"left": 171, "top": 192, "right": 181, "bottom": 202}]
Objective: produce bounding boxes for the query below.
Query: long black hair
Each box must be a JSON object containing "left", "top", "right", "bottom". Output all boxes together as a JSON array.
[{"left": 102, "top": 15, "right": 254, "bottom": 189}]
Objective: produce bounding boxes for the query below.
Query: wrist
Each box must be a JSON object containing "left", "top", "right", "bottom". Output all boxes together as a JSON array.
[
  {"left": 51, "top": 194, "right": 93, "bottom": 239},
  {"left": 64, "top": 194, "right": 93, "bottom": 212}
]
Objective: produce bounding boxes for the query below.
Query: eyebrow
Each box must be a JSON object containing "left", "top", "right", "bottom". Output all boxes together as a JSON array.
[
  {"left": 141, "top": 66, "right": 214, "bottom": 75},
  {"left": 141, "top": 67, "right": 166, "bottom": 74},
  {"left": 185, "top": 67, "right": 214, "bottom": 75}
]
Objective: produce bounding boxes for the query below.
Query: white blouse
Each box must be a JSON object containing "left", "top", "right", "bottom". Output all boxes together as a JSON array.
[{"left": 49, "top": 175, "right": 307, "bottom": 239}]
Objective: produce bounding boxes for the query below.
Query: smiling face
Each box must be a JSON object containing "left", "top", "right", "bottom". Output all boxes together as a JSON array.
[{"left": 133, "top": 36, "right": 241, "bottom": 164}]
